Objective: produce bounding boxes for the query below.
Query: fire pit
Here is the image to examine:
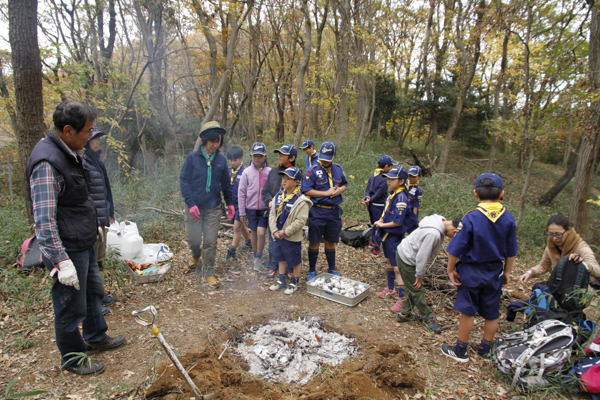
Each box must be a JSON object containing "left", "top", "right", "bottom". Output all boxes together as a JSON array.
[{"left": 235, "top": 317, "right": 357, "bottom": 385}]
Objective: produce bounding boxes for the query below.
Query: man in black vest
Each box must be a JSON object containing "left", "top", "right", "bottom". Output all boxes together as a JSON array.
[{"left": 26, "top": 101, "right": 126, "bottom": 375}]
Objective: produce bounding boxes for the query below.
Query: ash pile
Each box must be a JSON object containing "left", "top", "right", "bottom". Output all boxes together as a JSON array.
[{"left": 235, "top": 317, "right": 357, "bottom": 385}]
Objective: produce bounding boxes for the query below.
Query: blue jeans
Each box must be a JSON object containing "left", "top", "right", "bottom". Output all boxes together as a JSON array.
[
  {"left": 43, "top": 249, "right": 108, "bottom": 365},
  {"left": 267, "top": 229, "right": 278, "bottom": 271}
]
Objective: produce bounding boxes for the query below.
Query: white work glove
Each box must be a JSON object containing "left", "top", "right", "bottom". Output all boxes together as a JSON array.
[
  {"left": 98, "top": 226, "right": 103, "bottom": 242},
  {"left": 53, "top": 259, "right": 80, "bottom": 290}
]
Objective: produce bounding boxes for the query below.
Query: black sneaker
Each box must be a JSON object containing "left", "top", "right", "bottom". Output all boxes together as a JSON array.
[
  {"left": 470, "top": 342, "right": 493, "bottom": 360},
  {"left": 425, "top": 319, "right": 442, "bottom": 334},
  {"left": 102, "top": 307, "right": 111, "bottom": 316},
  {"left": 441, "top": 343, "right": 469, "bottom": 363},
  {"left": 62, "top": 358, "right": 105, "bottom": 375},
  {"left": 396, "top": 313, "right": 423, "bottom": 323},
  {"left": 85, "top": 335, "right": 127, "bottom": 355},
  {"left": 102, "top": 295, "right": 117, "bottom": 306},
  {"left": 226, "top": 250, "right": 236, "bottom": 260}
]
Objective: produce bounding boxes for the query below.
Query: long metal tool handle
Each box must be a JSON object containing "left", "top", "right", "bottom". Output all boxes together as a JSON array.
[{"left": 132, "top": 306, "right": 214, "bottom": 400}]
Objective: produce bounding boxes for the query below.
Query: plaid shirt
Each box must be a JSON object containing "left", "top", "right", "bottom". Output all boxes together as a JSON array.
[{"left": 29, "top": 161, "right": 69, "bottom": 266}]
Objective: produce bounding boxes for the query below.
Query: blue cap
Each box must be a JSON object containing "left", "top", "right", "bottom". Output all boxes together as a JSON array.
[
  {"left": 274, "top": 144, "right": 298, "bottom": 158},
  {"left": 383, "top": 166, "right": 408, "bottom": 181},
  {"left": 278, "top": 166, "right": 303, "bottom": 181},
  {"left": 378, "top": 155, "right": 398, "bottom": 166},
  {"left": 408, "top": 165, "right": 422, "bottom": 176},
  {"left": 318, "top": 141, "right": 337, "bottom": 161},
  {"left": 90, "top": 123, "right": 106, "bottom": 140},
  {"left": 251, "top": 142, "right": 267, "bottom": 156},
  {"left": 476, "top": 173, "right": 503, "bottom": 189},
  {"left": 300, "top": 139, "right": 315, "bottom": 149}
]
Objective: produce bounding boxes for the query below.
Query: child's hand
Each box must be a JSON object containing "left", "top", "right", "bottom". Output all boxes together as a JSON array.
[
  {"left": 413, "top": 278, "right": 423, "bottom": 289},
  {"left": 240, "top": 216, "right": 247, "bottom": 223},
  {"left": 360, "top": 199, "right": 369, "bottom": 205},
  {"left": 374, "top": 221, "right": 383, "bottom": 228},
  {"left": 274, "top": 230, "right": 284, "bottom": 239},
  {"left": 503, "top": 274, "right": 511, "bottom": 287},
  {"left": 448, "top": 271, "right": 461, "bottom": 286}
]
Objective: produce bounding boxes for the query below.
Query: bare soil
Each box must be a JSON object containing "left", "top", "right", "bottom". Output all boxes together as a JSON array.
[{"left": 0, "top": 236, "right": 589, "bottom": 399}]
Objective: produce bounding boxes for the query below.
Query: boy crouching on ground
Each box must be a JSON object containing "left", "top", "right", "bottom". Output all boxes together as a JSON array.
[
  {"left": 269, "top": 167, "right": 313, "bottom": 294},
  {"left": 396, "top": 214, "right": 461, "bottom": 334},
  {"left": 441, "top": 173, "right": 517, "bottom": 362}
]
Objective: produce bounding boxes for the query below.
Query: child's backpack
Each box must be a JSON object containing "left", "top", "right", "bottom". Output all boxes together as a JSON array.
[
  {"left": 506, "top": 283, "right": 557, "bottom": 323},
  {"left": 564, "top": 357, "right": 600, "bottom": 396},
  {"left": 17, "top": 236, "right": 43, "bottom": 273},
  {"left": 494, "top": 319, "right": 575, "bottom": 390},
  {"left": 546, "top": 256, "right": 590, "bottom": 313},
  {"left": 340, "top": 225, "right": 372, "bottom": 248}
]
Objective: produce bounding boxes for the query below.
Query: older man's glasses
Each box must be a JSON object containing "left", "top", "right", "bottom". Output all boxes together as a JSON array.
[{"left": 547, "top": 231, "right": 566, "bottom": 239}]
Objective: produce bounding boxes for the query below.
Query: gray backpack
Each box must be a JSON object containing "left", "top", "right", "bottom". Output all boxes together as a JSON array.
[{"left": 494, "top": 319, "right": 575, "bottom": 390}]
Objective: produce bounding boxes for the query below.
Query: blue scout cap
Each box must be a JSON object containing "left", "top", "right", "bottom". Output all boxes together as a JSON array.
[
  {"left": 300, "top": 139, "right": 315, "bottom": 149},
  {"left": 318, "top": 141, "right": 337, "bottom": 161},
  {"left": 251, "top": 142, "right": 267, "bottom": 156},
  {"left": 274, "top": 144, "right": 298, "bottom": 158},
  {"left": 476, "top": 172, "right": 503, "bottom": 189},
  {"left": 383, "top": 166, "right": 408, "bottom": 181},
  {"left": 408, "top": 165, "right": 422, "bottom": 176},
  {"left": 378, "top": 155, "right": 398, "bottom": 166},
  {"left": 90, "top": 123, "right": 106, "bottom": 140},
  {"left": 278, "top": 166, "right": 303, "bottom": 181}
]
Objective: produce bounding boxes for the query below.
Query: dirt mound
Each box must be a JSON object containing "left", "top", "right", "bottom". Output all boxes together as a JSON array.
[{"left": 146, "top": 342, "right": 424, "bottom": 399}]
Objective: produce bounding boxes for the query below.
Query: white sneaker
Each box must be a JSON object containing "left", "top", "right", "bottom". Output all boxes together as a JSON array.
[
  {"left": 253, "top": 258, "right": 264, "bottom": 271},
  {"left": 284, "top": 283, "right": 299, "bottom": 295}
]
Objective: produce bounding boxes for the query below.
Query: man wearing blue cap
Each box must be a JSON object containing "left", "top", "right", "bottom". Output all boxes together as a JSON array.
[
  {"left": 442, "top": 172, "right": 517, "bottom": 362},
  {"left": 302, "top": 141, "right": 348, "bottom": 280},
  {"left": 361, "top": 155, "right": 398, "bottom": 255},
  {"left": 300, "top": 139, "right": 319, "bottom": 171},
  {"left": 405, "top": 165, "right": 424, "bottom": 234},
  {"left": 261, "top": 144, "right": 298, "bottom": 278},
  {"left": 268, "top": 167, "right": 312, "bottom": 294}
]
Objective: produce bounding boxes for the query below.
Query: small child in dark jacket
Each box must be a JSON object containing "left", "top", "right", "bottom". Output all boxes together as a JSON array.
[
  {"left": 361, "top": 155, "right": 397, "bottom": 255},
  {"left": 226, "top": 146, "right": 251, "bottom": 260}
]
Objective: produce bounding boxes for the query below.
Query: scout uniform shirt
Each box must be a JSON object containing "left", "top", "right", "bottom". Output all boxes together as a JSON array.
[
  {"left": 303, "top": 161, "right": 348, "bottom": 207},
  {"left": 379, "top": 188, "right": 410, "bottom": 237},
  {"left": 274, "top": 187, "right": 302, "bottom": 230}
]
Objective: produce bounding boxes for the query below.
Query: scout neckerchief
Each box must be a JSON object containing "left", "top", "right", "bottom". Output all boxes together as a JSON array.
[
  {"left": 380, "top": 187, "right": 404, "bottom": 222},
  {"left": 476, "top": 202, "right": 505, "bottom": 223},
  {"left": 230, "top": 164, "right": 242, "bottom": 185},
  {"left": 277, "top": 187, "right": 301, "bottom": 220},
  {"left": 253, "top": 162, "right": 266, "bottom": 172},
  {"left": 373, "top": 168, "right": 384, "bottom": 177},
  {"left": 201, "top": 146, "right": 216, "bottom": 193},
  {"left": 311, "top": 149, "right": 318, "bottom": 156},
  {"left": 317, "top": 160, "right": 333, "bottom": 188},
  {"left": 409, "top": 181, "right": 420, "bottom": 187}
]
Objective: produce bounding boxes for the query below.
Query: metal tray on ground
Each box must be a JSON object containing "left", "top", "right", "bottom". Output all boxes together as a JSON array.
[
  {"left": 306, "top": 272, "right": 370, "bottom": 307},
  {"left": 126, "top": 263, "right": 171, "bottom": 284}
]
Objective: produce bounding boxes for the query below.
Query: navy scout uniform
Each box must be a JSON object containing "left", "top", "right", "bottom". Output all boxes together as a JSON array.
[
  {"left": 406, "top": 183, "right": 423, "bottom": 233},
  {"left": 377, "top": 188, "right": 410, "bottom": 266},
  {"left": 446, "top": 204, "right": 518, "bottom": 320},
  {"left": 272, "top": 187, "right": 303, "bottom": 267},
  {"left": 229, "top": 164, "right": 245, "bottom": 221}
]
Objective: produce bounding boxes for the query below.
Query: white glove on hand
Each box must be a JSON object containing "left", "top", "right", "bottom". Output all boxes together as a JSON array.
[
  {"left": 57, "top": 259, "right": 80, "bottom": 290},
  {"left": 98, "top": 226, "right": 104, "bottom": 242}
]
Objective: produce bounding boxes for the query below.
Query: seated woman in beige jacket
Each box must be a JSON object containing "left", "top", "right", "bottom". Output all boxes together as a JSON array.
[{"left": 519, "top": 214, "right": 600, "bottom": 317}]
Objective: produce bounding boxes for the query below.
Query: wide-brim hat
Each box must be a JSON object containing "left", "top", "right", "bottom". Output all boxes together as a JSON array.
[{"left": 199, "top": 121, "right": 226, "bottom": 137}]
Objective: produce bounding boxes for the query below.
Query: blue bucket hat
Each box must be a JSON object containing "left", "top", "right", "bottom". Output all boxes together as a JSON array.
[
  {"left": 476, "top": 172, "right": 503, "bottom": 189},
  {"left": 251, "top": 142, "right": 267, "bottom": 156},
  {"left": 278, "top": 166, "right": 303, "bottom": 181},
  {"left": 383, "top": 166, "right": 408, "bottom": 181},
  {"left": 300, "top": 139, "right": 315, "bottom": 149},
  {"left": 274, "top": 144, "right": 298, "bottom": 158},
  {"left": 378, "top": 155, "right": 398, "bottom": 166},
  {"left": 408, "top": 165, "right": 422, "bottom": 176},
  {"left": 318, "top": 141, "right": 337, "bottom": 161}
]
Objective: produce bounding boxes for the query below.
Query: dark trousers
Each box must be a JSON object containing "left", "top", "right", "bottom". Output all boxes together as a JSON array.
[{"left": 43, "top": 249, "right": 108, "bottom": 365}]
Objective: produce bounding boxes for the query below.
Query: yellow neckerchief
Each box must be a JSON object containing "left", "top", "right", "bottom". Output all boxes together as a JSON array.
[
  {"left": 409, "top": 181, "right": 420, "bottom": 187},
  {"left": 230, "top": 164, "right": 242, "bottom": 185},
  {"left": 476, "top": 202, "right": 505, "bottom": 223},
  {"left": 277, "top": 187, "right": 301, "bottom": 219},
  {"left": 317, "top": 160, "right": 333, "bottom": 188},
  {"left": 311, "top": 149, "right": 317, "bottom": 156},
  {"left": 380, "top": 187, "right": 404, "bottom": 221},
  {"left": 253, "top": 162, "right": 266, "bottom": 172},
  {"left": 373, "top": 168, "right": 384, "bottom": 177}
]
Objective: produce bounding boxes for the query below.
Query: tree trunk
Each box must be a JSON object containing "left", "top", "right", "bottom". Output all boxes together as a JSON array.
[
  {"left": 437, "top": 0, "right": 485, "bottom": 173},
  {"left": 293, "top": 0, "right": 312, "bottom": 148},
  {"left": 539, "top": 139, "right": 582, "bottom": 205},
  {"left": 308, "top": 2, "right": 329, "bottom": 139},
  {"left": 9, "top": 0, "right": 46, "bottom": 219},
  {"left": 570, "top": 1, "right": 600, "bottom": 240},
  {"left": 334, "top": 0, "right": 350, "bottom": 142}
]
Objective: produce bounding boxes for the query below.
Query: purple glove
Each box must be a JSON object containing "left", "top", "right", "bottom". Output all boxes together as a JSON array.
[
  {"left": 227, "top": 205, "right": 235, "bottom": 220},
  {"left": 189, "top": 206, "right": 201, "bottom": 220}
]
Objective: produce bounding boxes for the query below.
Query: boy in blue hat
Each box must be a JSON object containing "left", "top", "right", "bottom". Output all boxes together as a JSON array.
[
  {"left": 226, "top": 146, "right": 252, "bottom": 260},
  {"left": 373, "top": 166, "right": 409, "bottom": 306},
  {"left": 262, "top": 144, "right": 298, "bottom": 278},
  {"left": 302, "top": 141, "right": 348, "bottom": 281},
  {"left": 361, "top": 155, "right": 397, "bottom": 255},
  {"left": 300, "top": 139, "right": 319, "bottom": 171},
  {"left": 405, "top": 165, "right": 424, "bottom": 234},
  {"left": 268, "top": 167, "right": 313, "bottom": 294},
  {"left": 441, "top": 173, "right": 517, "bottom": 362}
]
